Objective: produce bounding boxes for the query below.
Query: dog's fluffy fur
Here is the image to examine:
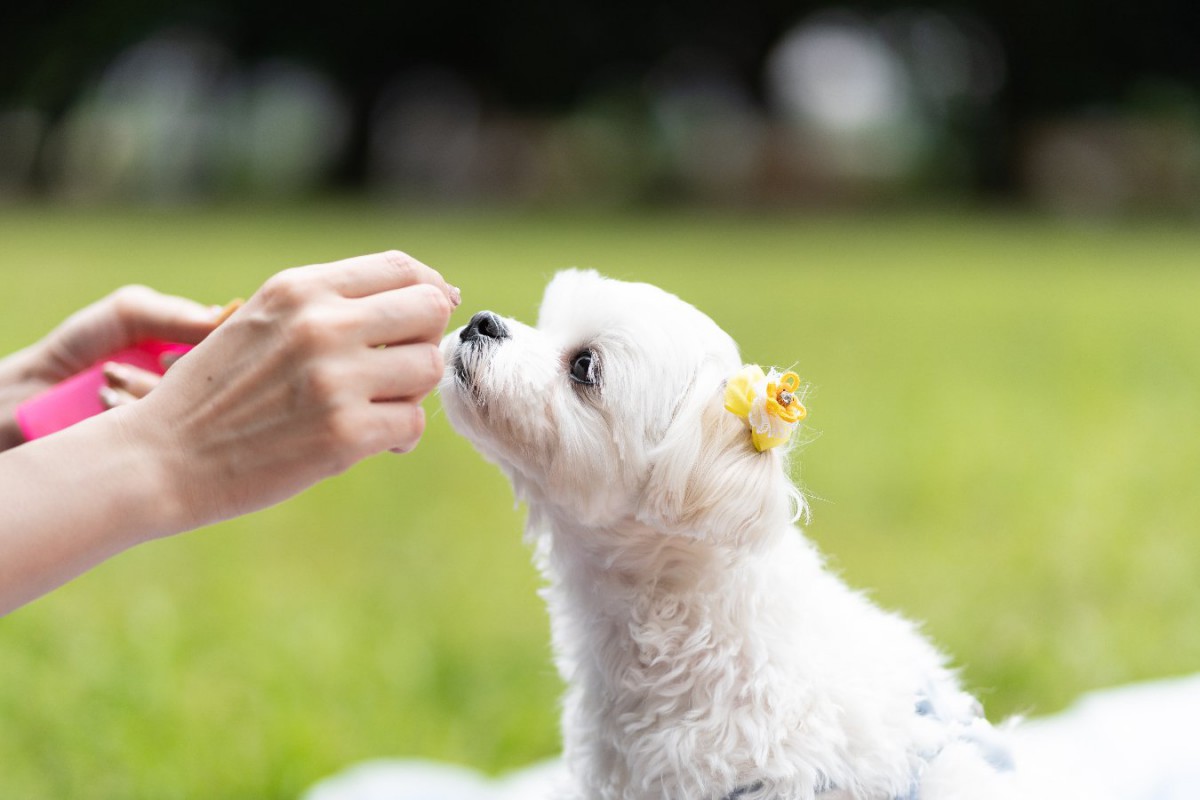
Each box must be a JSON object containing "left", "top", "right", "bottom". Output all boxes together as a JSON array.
[{"left": 439, "top": 271, "right": 1016, "bottom": 800}]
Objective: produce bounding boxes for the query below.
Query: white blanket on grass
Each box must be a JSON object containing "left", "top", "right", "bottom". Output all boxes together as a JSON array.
[{"left": 304, "top": 673, "right": 1200, "bottom": 800}]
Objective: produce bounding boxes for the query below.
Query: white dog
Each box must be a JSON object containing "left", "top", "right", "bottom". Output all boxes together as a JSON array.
[{"left": 439, "top": 270, "right": 1016, "bottom": 800}]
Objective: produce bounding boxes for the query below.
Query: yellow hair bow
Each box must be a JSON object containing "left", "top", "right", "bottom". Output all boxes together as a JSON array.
[{"left": 724, "top": 364, "right": 807, "bottom": 452}]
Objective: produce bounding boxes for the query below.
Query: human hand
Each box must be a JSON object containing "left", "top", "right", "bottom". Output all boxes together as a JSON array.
[
  {"left": 99, "top": 362, "right": 164, "bottom": 409},
  {"left": 0, "top": 286, "right": 221, "bottom": 450},
  {"left": 98, "top": 301, "right": 241, "bottom": 409},
  {"left": 115, "top": 250, "right": 459, "bottom": 534}
]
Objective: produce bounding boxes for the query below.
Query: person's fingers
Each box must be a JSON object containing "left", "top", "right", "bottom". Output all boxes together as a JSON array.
[
  {"left": 356, "top": 284, "right": 456, "bottom": 346},
  {"left": 113, "top": 286, "right": 222, "bottom": 346},
  {"left": 364, "top": 402, "right": 427, "bottom": 454},
  {"left": 357, "top": 340, "right": 448, "bottom": 400},
  {"left": 99, "top": 385, "right": 139, "bottom": 409},
  {"left": 313, "top": 251, "right": 460, "bottom": 305},
  {"left": 103, "top": 362, "right": 161, "bottom": 399}
]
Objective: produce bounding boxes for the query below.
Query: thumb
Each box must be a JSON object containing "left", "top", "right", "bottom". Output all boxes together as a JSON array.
[
  {"left": 43, "top": 286, "right": 222, "bottom": 375},
  {"left": 123, "top": 290, "right": 224, "bottom": 346}
]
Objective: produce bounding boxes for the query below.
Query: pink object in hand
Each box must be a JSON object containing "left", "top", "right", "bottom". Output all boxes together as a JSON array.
[{"left": 14, "top": 340, "right": 193, "bottom": 441}]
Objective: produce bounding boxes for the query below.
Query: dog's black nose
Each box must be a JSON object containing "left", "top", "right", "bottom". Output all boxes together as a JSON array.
[{"left": 460, "top": 310, "right": 509, "bottom": 342}]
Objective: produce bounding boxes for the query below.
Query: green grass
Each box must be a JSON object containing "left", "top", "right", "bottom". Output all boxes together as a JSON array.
[{"left": 1, "top": 204, "right": 1199, "bottom": 798}]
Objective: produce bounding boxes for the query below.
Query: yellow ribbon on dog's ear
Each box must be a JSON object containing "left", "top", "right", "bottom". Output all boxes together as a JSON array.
[{"left": 724, "top": 364, "right": 806, "bottom": 452}]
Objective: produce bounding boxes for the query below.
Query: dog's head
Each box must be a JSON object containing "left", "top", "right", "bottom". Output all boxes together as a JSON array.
[{"left": 440, "top": 270, "right": 802, "bottom": 548}]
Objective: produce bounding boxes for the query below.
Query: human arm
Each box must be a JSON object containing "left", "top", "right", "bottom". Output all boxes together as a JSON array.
[{"left": 0, "top": 251, "right": 457, "bottom": 615}]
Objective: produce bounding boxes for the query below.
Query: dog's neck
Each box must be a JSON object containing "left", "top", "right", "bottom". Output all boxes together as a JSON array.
[{"left": 535, "top": 507, "right": 785, "bottom": 612}]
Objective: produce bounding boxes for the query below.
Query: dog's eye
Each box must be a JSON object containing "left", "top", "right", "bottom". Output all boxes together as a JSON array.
[{"left": 569, "top": 350, "right": 597, "bottom": 386}]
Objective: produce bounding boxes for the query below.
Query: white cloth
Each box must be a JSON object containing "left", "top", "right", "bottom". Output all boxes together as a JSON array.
[
  {"left": 303, "top": 674, "right": 1200, "bottom": 800},
  {"left": 1011, "top": 673, "right": 1200, "bottom": 800},
  {"left": 303, "top": 758, "right": 566, "bottom": 800}
]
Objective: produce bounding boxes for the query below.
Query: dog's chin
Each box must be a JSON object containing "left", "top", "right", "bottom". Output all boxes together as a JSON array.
[
  {"left": 450, "top": 347, "right": 472, "bottom": 385},
  {"left": 444, "top": 339, "right": 493, "bottom": 406}
]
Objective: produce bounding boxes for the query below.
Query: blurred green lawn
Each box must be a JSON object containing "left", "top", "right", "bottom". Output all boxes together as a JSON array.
[{"left": 1, "top": 204, "right": 1198, "bottom": 798}]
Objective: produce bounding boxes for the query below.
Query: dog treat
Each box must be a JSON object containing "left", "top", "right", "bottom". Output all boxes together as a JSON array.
[{"left": 213, "top": 298, "right": 243, "bottom": 326}]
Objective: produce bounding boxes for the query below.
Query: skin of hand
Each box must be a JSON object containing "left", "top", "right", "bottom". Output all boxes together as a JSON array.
[
  {"left": 0, "top": 250, "right": 458, "bottom": 614},
  {"left": 100, "top": 362, "right": 163, "bottom": 409},
  {"left": 121, "top": 250, "right": 459, "bottom": 531},
  {"left": 0, "top": 286, "right": 221, "bottom": 451}
]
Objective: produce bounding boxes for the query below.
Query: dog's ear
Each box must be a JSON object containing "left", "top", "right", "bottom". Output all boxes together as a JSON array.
[{"left": 637, "top": 377, "right": 801, "bottom": 548}]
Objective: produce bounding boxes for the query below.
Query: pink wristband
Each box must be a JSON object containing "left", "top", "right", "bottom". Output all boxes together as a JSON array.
[{"left": 14, "top": 340, "right": 193, "bottom": 441}]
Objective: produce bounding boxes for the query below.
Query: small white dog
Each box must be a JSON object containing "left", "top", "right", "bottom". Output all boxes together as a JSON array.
[{"left": 439, "top": 270, "right": 1016, "bottom": 800}]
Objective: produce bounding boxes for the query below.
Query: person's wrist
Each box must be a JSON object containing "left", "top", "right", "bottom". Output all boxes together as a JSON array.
[{"left": 106, "top": 401, "right": 197, "bottom": 543}]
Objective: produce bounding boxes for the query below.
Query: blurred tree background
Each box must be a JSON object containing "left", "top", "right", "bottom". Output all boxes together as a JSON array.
[{"left": 3, "top": 0, "right": 1199, "bottom": 212}]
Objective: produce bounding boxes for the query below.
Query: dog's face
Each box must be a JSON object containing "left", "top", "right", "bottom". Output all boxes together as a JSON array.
[{"left": 440, "top": 270, "right": 795, "bottom": 544}]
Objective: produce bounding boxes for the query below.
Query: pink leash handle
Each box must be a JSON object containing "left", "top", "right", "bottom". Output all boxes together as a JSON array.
[{"left": 14, "top": 340, "right": 194, "bottom": 441}]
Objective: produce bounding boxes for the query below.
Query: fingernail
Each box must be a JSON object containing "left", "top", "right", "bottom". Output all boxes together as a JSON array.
[
  {"left": 448, "top": 285, "right": 462, "bottom": 308},
  {"left": 102, "top": 362, "right": 129, "bottom": 389},
  {"left": 99, "top": 385, "right": 122, "bottom": 409}
]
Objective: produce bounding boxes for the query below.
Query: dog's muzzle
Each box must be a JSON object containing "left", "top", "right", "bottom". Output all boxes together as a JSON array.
[
  {"left": 460, "top": 311, "right": 509, "bottom": 343},
  {"left": 452, "top": 310, "right": 508, "bottom": 387}
]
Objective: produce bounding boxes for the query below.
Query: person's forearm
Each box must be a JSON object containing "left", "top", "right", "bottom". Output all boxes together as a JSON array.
[{"left": 0, "top": 407, "right": 183, "bottom": 615}]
